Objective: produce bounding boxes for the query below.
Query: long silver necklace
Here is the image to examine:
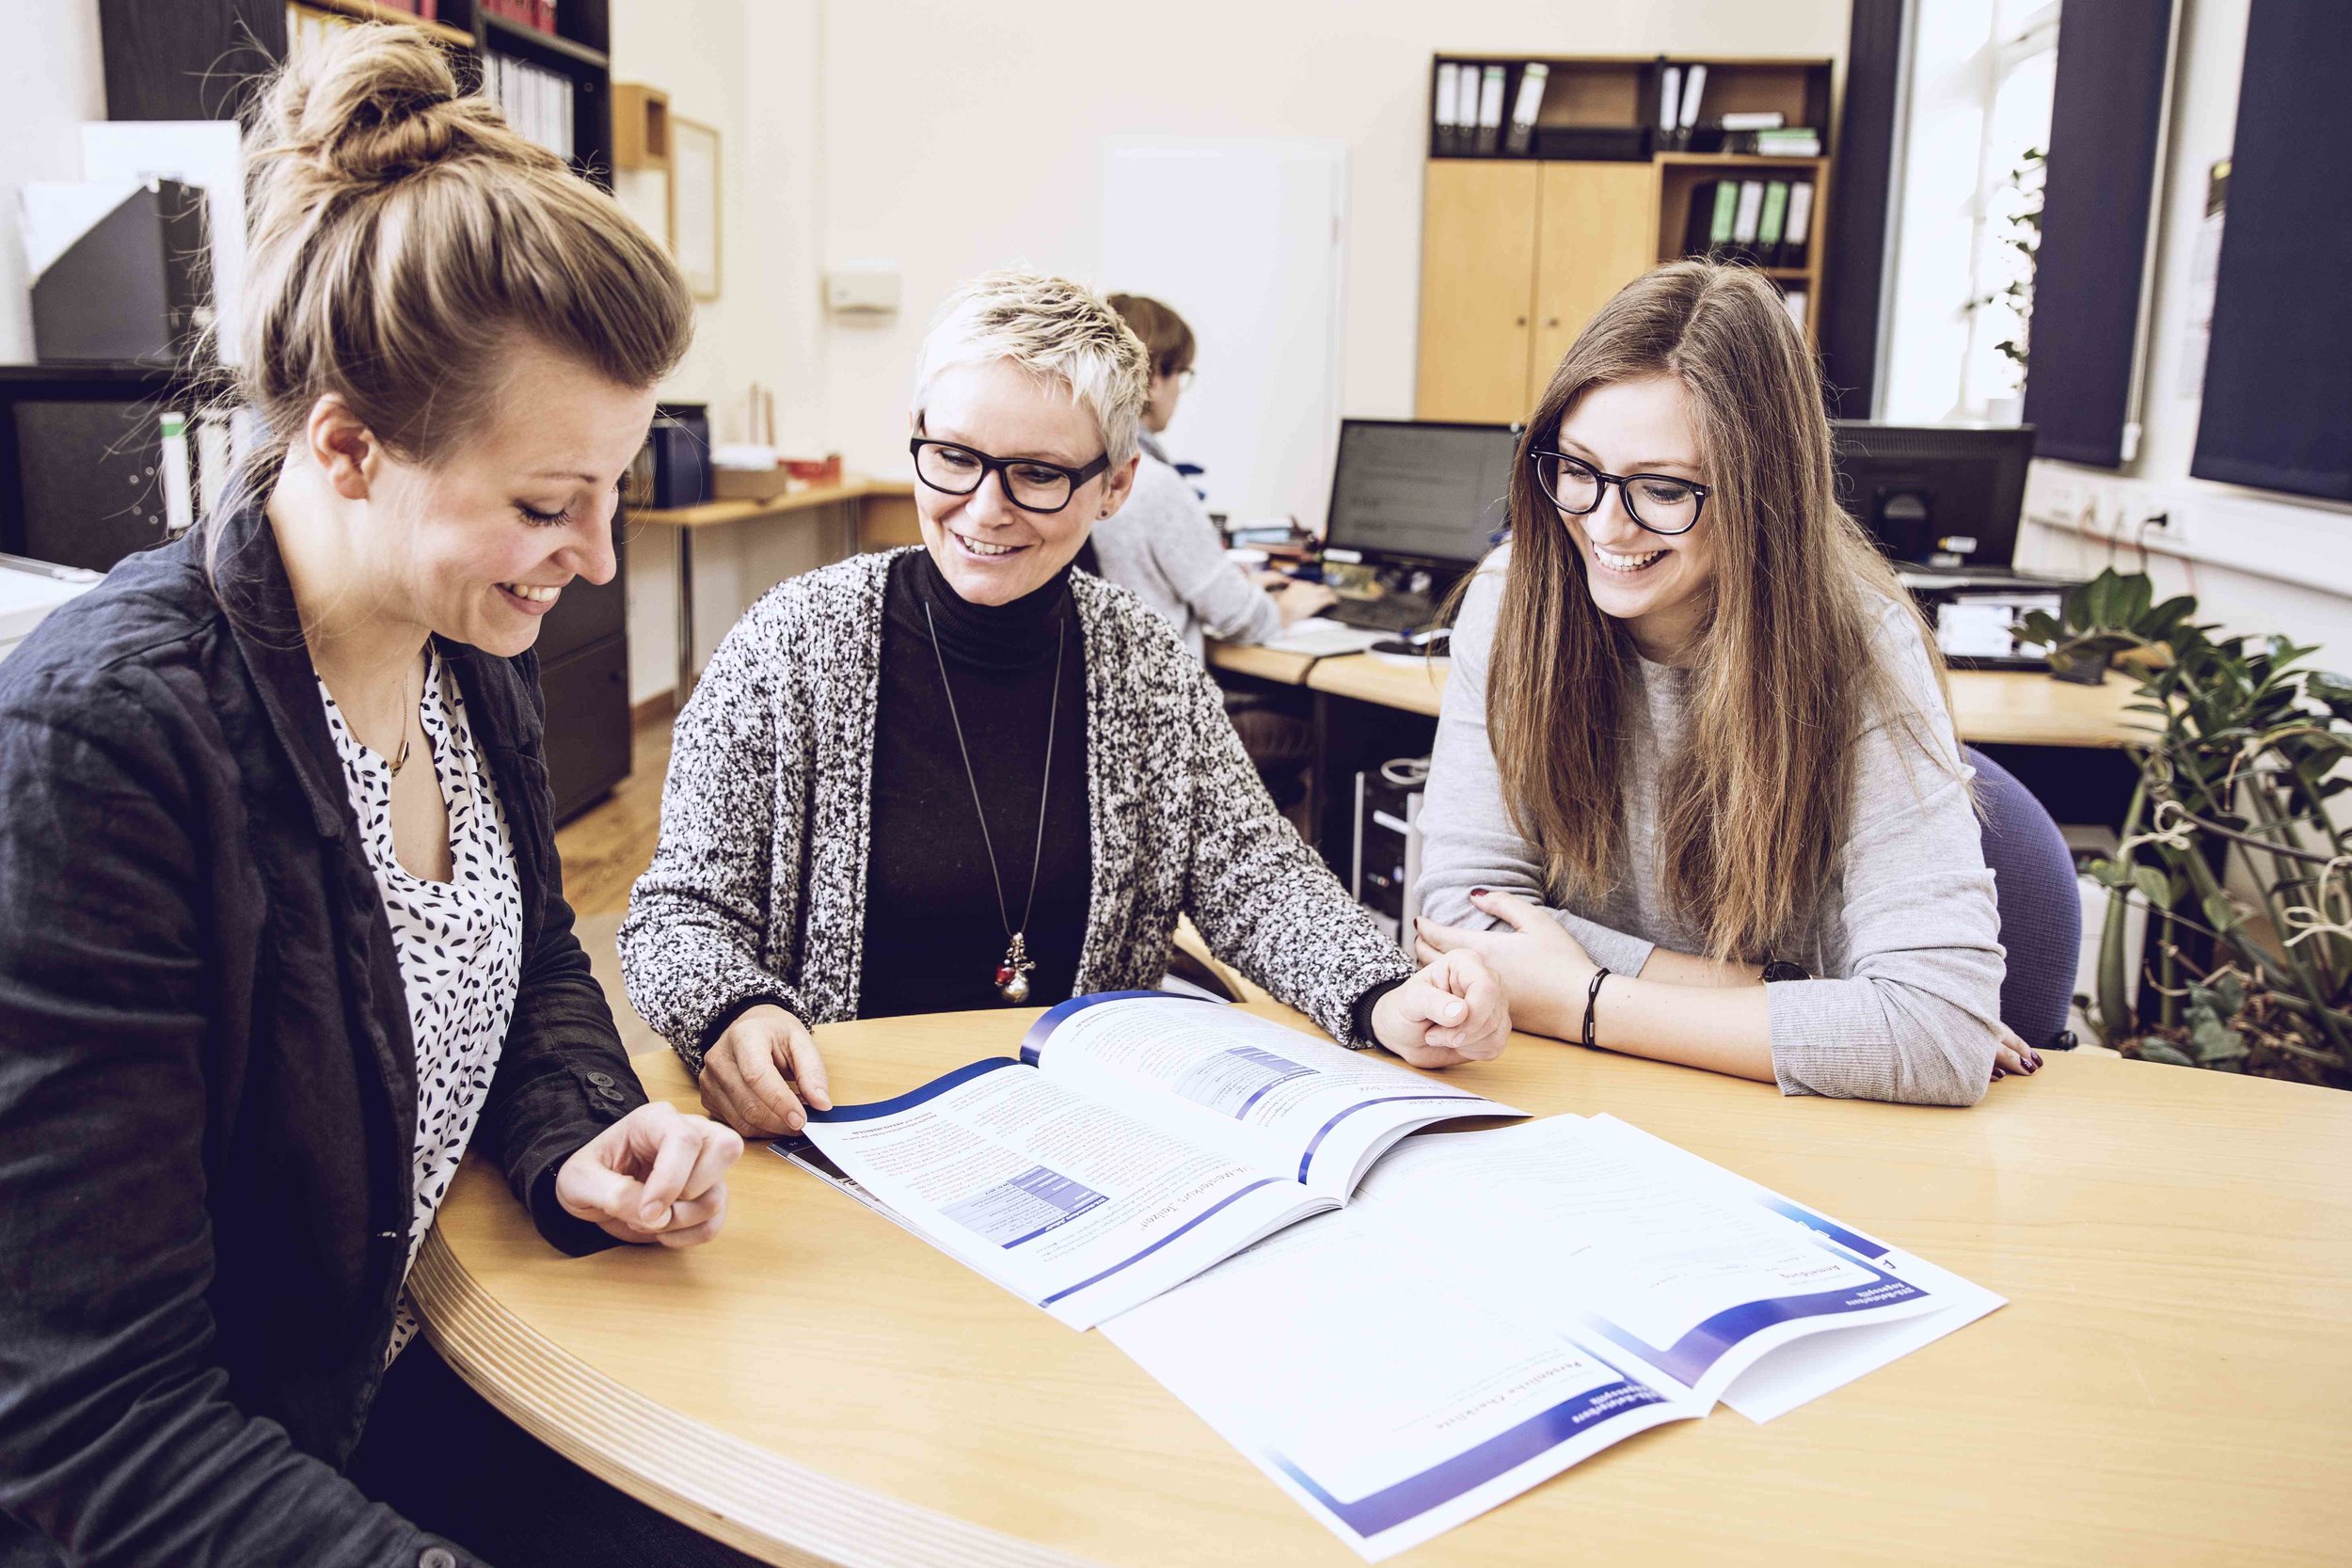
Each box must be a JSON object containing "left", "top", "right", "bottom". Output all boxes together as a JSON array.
[{"left": 923, "top": 603, "right": 1065, "bottom": 1004}]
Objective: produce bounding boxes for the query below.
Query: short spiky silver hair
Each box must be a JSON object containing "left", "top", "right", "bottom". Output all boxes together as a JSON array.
[{"left": 912, "top": 269, "right": 1152, "bottom": 467}]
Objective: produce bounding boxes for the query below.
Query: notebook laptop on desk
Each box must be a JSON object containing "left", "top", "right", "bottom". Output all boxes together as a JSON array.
[{"left": 1318, "top": 418, "right": 1518, "bottom": 635}]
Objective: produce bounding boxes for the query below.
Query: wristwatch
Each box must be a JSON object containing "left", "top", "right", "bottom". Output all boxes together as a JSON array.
[{"left": 1760, "top": 959, "right": 1811, "bottom": 983}]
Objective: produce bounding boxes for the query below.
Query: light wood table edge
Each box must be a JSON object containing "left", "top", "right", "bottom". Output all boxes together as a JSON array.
[
  {"left": 1212, "top": 638, "right": 2150, "bottom": 745},
  {"left": 1305, "top": 652, "right": 1448, "bottom": 717},
  {"left": 410, "top": 1229, "right": 1108, "bottom": 1568},
  {"left": 634, "top": 479, "right": 914, "bottom": 531}
]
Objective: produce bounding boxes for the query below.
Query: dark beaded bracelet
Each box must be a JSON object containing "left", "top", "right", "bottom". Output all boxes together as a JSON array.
[{"left": 1581, "top": 966, "right": 1612, "bottom": 1051}]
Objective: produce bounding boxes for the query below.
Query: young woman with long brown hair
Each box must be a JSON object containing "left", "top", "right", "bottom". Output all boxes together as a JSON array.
[{"left": 1413, "top": 261, "right": 2040, "bottom": 1106}]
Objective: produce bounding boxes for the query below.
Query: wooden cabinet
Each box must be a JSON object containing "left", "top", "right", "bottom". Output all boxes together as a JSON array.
[
  {"left": 1414, "top": 162, "right": 1540, "bottom": 425},
  {"left": 1415, "top": 161, "right": 1656, "bottom": 424},
  {"left": 1527, "top": 162, "right": 1659, "bottom": 408},
  {"left": 1416, "top": 56, "right": 1834, "bottom": 426}
]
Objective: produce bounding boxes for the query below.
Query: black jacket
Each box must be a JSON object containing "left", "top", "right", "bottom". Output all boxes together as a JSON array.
[{"left": 0, "top": 508, "right": 645, "bottom": 1568}]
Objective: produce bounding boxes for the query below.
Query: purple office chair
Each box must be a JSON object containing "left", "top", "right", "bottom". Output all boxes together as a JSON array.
[{"left": 1965, "top": 746, "right": 2082, "bottom": 1050}]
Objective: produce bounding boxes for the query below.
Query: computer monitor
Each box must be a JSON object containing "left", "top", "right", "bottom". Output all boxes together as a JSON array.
[
  {"left": 1830, "top": 422, "right": 2037, "bottom": 571},
  {"left": 1323, "top": 419, "right": 1519, "bottom": 571}
]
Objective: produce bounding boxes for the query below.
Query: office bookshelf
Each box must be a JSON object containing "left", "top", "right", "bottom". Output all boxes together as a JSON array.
[{"left": 1416, "top": 55, "right": 1836, "bottom": 424}]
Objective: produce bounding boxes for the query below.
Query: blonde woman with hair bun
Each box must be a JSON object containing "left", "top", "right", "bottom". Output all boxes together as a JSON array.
[
  {"left": 0, "top": 26, "right": 764, "bottom": 1567},
  {"left": 1414, "top": 261, "right": 2042, "bottom": 1107},
  {"left": 620, "top": 270, "right": 1511, "bottom": 1138}
]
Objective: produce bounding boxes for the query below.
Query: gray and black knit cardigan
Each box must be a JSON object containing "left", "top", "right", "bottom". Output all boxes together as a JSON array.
[{"left": 618, "top": 548, "right": 1414, "bottom": 1071}]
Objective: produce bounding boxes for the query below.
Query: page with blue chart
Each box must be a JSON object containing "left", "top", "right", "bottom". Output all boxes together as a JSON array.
[
  {"left": 1019, "top": 991, "right": 1524, "bottom": 1201},
  {"left": 793, "top": 1055, "right": 1328, "bottom": 1329}
]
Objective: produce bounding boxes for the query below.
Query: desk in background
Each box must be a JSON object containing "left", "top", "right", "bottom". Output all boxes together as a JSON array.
[
  {"left": 1206, "top": 641, "right": 2151, "bottom": 862},
  {"left": 415, "top": 1005, "right": 2352, "bottom": 1567},
  {"left": 1206, "top": 642, "right": 2151, "bottom": 744},
  {"left": 633, "top": 479, "right": 918, "bottom": 707}
]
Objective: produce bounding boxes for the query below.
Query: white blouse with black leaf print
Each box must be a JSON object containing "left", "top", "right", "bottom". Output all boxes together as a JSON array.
[{"left": 320, "top": 649, "right": 523, "bottom": 1365}]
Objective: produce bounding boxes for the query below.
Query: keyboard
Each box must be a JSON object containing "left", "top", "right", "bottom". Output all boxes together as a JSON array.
[{"left": 1327, "top": 594, "right": 1437, "bottom": 633}]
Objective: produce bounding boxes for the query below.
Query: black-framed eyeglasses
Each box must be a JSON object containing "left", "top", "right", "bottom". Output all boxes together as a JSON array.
[
  {"left": 910, "top": 438, "right": 1111, "bottom": 515},
  {"left": 1530, "top": 450, "right": 1710, "bottom": 536}
]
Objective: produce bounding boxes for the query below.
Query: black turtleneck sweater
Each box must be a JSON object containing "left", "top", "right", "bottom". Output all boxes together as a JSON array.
[{"left": 857, "top": 549, "right": 1094, "bottom": 1017}]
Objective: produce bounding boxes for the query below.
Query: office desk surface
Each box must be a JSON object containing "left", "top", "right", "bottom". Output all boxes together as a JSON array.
[
  {"left": 634, "top": 477, "right": 914, "bottom": 530},
  {"left": 414, "top": 1006, "right": 2352, "bottom": 1568},
  {"left": 1208, "top": 641, "right": 2150, "bottom": 748}
]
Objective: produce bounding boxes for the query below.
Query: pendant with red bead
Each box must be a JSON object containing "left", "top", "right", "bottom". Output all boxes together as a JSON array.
[{"left": 995, "top": 931, "right": 1035, "bottom": 1004}]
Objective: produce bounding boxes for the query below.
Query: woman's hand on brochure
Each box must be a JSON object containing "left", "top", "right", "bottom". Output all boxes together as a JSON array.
[
  {"left": 1414, "top": 888, "right": 1598, "bottom": 1040},
  {"left": 698, "top": 1003, "right": 834, "bottom": 1136},
  {"left": 1371, "top": 949, "right": 1511, "bottom": 1068},
  {"left": 557, "top": 1101, "right": 744, "bottom": 1248}
]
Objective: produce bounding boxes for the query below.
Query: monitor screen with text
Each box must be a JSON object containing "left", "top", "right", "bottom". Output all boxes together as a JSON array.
[{"left": 1325, "top": 420, "right": 1518, "bottom": 567}]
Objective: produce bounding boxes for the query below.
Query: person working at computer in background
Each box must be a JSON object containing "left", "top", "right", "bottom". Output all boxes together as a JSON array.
[
  {"left": 1411, "top": 261, "right": 2042, "bottom": 1107},
  {"left": 1089, "top": 293, "right": 1336, "bottom": 653},
  {"left": 621, "top": 271, "right": 1509, "bottom": 1141}
]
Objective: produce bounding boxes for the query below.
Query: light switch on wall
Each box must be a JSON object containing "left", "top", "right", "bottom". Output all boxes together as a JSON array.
[{"left": 824, "top": 266, "right": 902, "bottom": 317}]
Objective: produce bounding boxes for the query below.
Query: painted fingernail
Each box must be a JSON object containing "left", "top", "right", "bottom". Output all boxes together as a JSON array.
[
  {"left": 1993, "top": 1068, "right": 2006, "bottom": 1079},
  {"left": 1470, "top": 887, "right": 1490, "bottom": 897}
]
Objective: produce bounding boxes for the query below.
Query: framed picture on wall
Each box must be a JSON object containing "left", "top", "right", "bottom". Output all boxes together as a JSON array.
[{"left": 668, "top": 117, "right": 721, "bottom": 301}]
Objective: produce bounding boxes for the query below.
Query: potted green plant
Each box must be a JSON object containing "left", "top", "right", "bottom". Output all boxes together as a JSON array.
[
  {"left": 2068, "top": 586, "right": 2352, "bottom": 1087},
  {"left": 2013, "top": 566, "right": 2198, "bottom": 685}
]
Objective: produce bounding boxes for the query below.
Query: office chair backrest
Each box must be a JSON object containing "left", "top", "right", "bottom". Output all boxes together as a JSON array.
[{"left": 1965, "top": 746, "right": 2081, "bottom": 1050}]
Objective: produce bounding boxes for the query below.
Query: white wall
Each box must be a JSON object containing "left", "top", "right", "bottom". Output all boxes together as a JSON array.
[
  {"left": 807, "top": 0, "right": 1852, "bottom": 483},
  {"left": 0, "top": 4, "right": 107, "bottom": 362},
  {"left": 608, "top": 0, "right": 833, "bottom": 704},
  {"left": 2009, "top": 0, "right": 2352, "bottom": 667}
]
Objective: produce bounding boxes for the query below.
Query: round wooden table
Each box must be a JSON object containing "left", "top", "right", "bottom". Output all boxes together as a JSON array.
[{"left": 413, "top": 1004, "right": 2352, "bottom": 1566}]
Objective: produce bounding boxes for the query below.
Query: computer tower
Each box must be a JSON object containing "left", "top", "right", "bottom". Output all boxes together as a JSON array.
[
  {"left": 11, "top": 400, "right": 177, "bottom": 572},
  {"left": 1351, "top": 760, "right": 1427, "bottom": 944},
  {"left": 647, "top": 404, "right": 709, "bottom": 509}
]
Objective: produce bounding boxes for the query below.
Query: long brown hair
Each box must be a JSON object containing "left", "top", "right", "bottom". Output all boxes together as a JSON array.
[{"left": 1486, "top": 261, "right": 1947, "bottom": 959}]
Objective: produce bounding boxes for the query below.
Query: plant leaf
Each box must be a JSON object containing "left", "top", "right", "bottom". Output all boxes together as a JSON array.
[{"left": 2134, "top": 1040, "right": 2198, "bottom": 1069}]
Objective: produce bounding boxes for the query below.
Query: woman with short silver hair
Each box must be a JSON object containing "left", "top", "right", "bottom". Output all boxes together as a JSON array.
[{"left": 620, "top": 271, "right": 1509, "bottom": 1135}]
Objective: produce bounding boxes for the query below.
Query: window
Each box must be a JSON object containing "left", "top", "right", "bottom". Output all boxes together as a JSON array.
[{"left": 1961, "top": 1, "right": 2059, "bottom": 420}]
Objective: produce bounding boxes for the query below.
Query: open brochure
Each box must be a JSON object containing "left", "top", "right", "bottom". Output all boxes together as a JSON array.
[
  {"left": 782, "top": 991, "right": 1524, "bottom": 1329},
  {"left": 1101, "top": 1115, "right": 2005, "bottom": 1560},
  {"left": 779, "top": 997, "right": 2003, "bottom": 1560}
]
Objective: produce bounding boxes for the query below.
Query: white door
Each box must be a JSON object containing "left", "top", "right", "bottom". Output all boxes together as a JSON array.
[{"left": 1099, "top": 138, "right": 1347, "bottom": 531}]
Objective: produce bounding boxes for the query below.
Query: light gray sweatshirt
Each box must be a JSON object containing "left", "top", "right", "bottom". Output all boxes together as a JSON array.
[
  {"left": 1417, "top": 548, "right": 2008, "bottom": 1106},
  {"left": 1089, "top": 452, "right": 1282, "bottom": 657}
]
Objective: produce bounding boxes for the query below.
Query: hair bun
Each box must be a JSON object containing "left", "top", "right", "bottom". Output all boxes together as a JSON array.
[{"left": 258, "top": 24, "right": 485, "bottom": 185}]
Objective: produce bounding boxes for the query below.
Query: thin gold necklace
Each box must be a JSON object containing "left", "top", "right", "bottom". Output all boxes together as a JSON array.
[{"left": 385, "top": 653, "right": 421, "bottom": 776}]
